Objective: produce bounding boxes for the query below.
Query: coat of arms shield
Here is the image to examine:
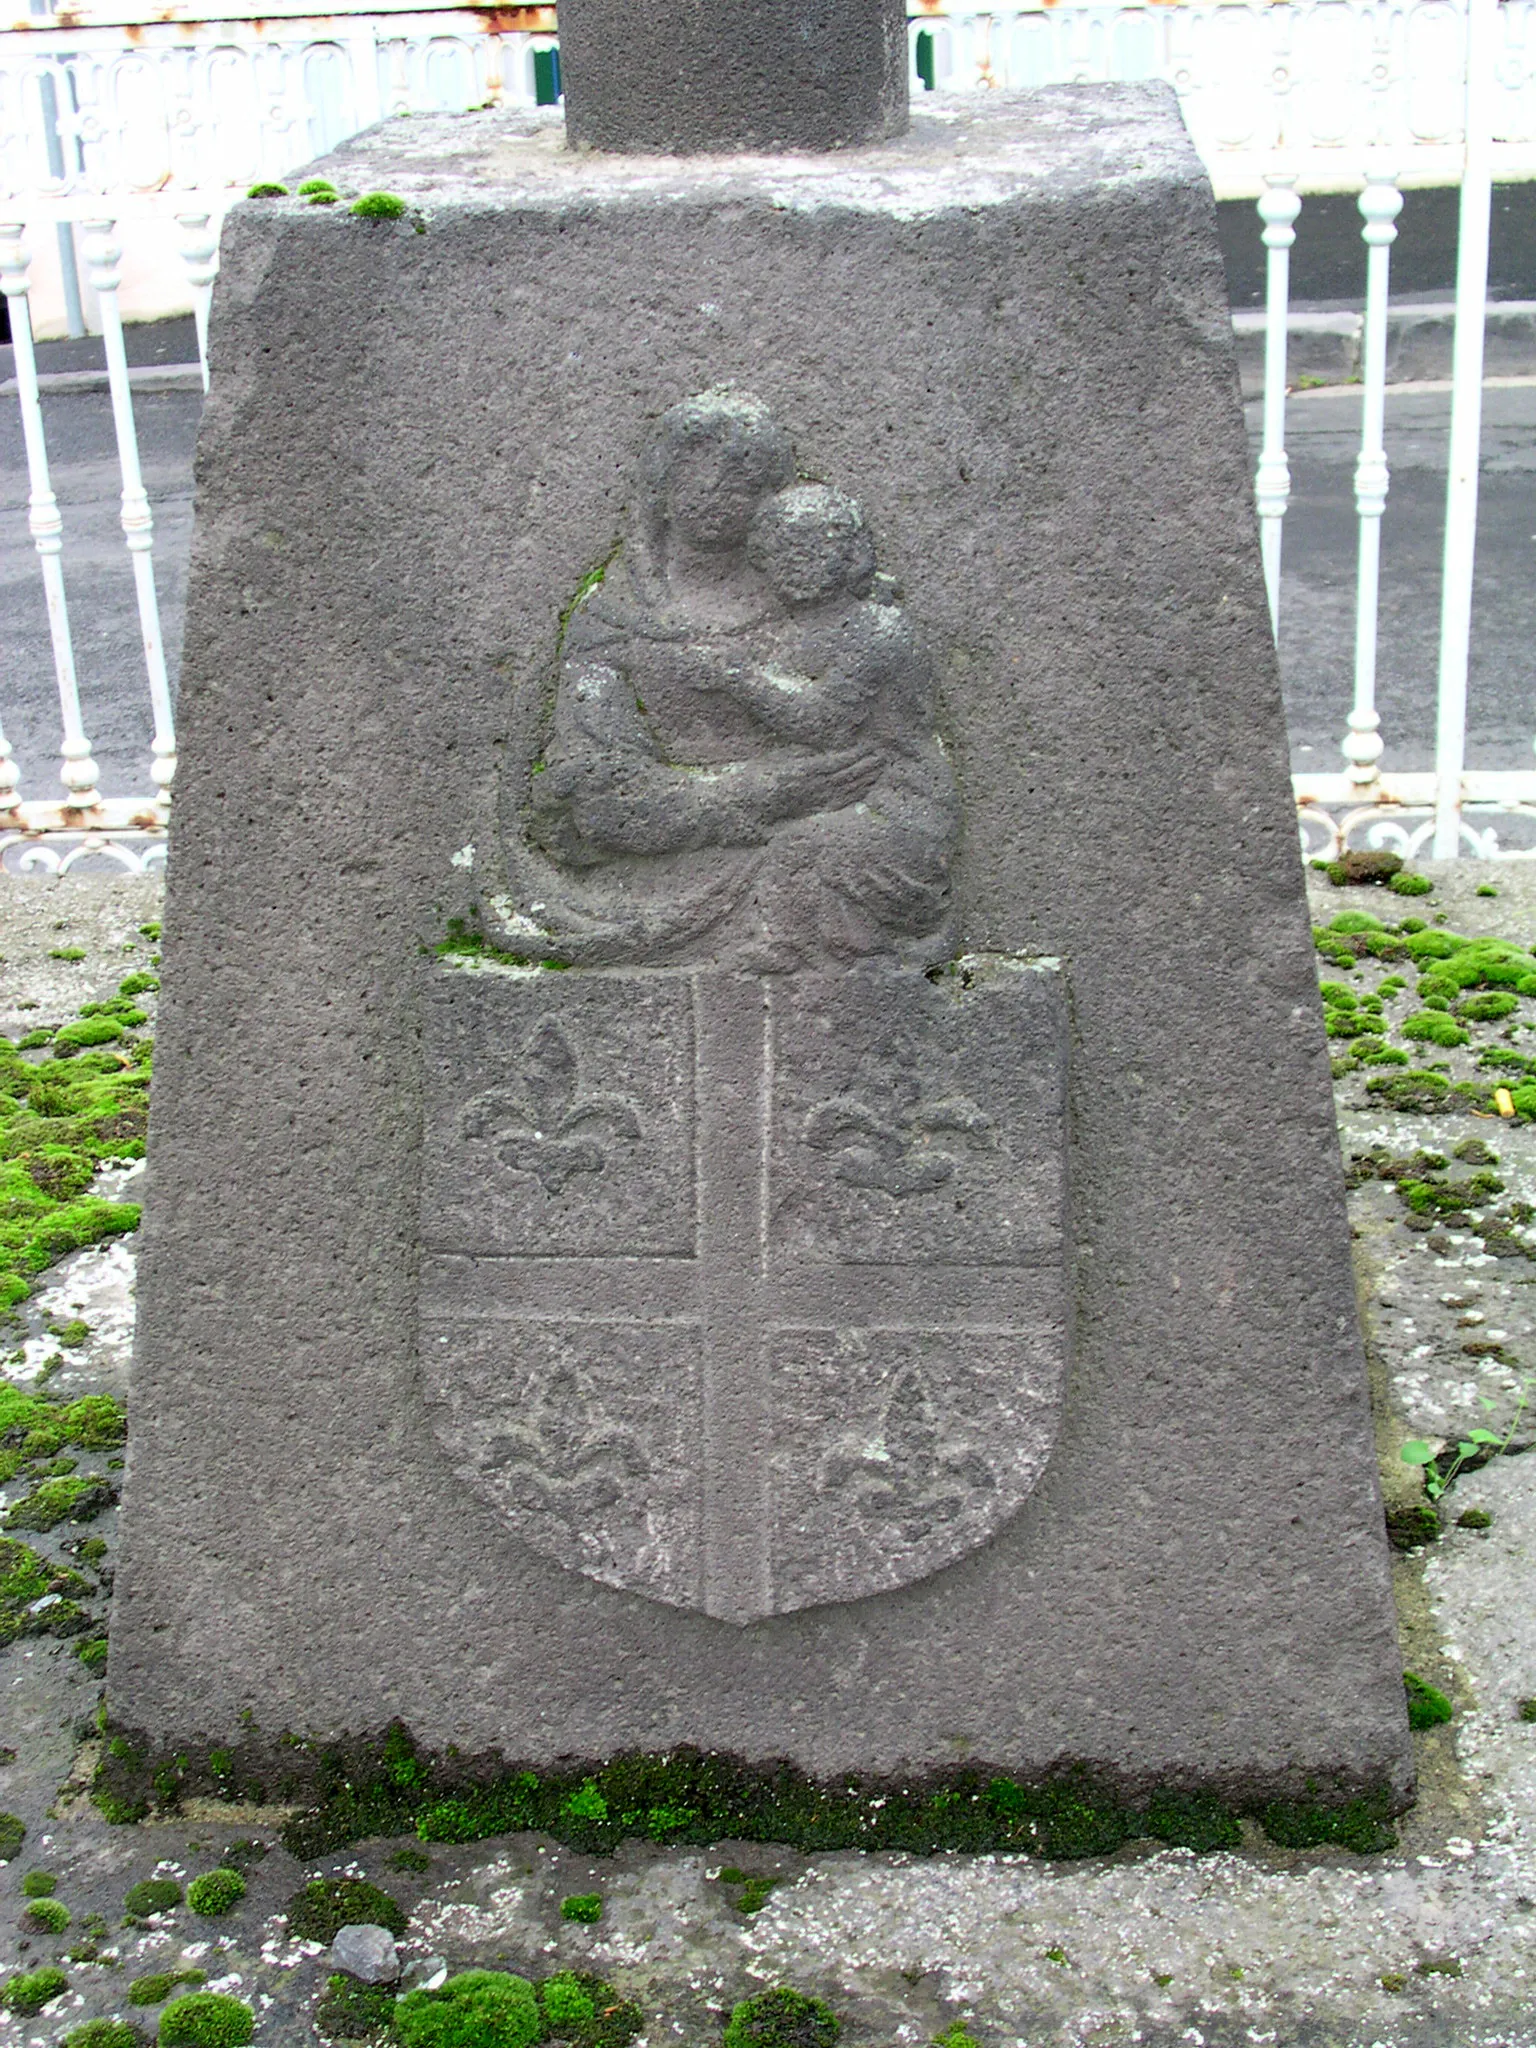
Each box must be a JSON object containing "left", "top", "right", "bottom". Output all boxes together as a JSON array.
[{"left": 418, "top": 955, "right": 1068, "bottom": 1623}]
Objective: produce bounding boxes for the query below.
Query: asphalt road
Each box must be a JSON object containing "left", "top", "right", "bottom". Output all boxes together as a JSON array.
[
  {"left": 1, "top": 382, "right": 197, "bottom": 805},
  {"left": 1269, "top": 377, "right": 1536, "bottom": 778},
  {"left": 2, "top": 350, "right": 1534, "bottom": 803}
]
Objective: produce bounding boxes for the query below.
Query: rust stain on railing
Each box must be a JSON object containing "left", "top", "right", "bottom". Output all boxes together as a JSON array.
[
  {"left": 480, "top": 5, "right": 556, "bottom": 27},
  {"left": 29, "top": 1, "right": 555, "bottom": 28}
]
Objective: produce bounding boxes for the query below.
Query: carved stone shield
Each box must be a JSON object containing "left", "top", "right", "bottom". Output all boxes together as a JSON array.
[{"left": 418, "top": 954, "right": 1068, "bottom": 1622}]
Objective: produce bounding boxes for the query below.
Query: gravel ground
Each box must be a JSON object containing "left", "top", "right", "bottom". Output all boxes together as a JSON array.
[{"left": 0, "top": 867, "right": 1533, "bottom": 2048}]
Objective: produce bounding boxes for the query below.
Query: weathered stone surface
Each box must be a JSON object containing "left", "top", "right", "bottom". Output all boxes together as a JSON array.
[
  {"left": 330, "top": 1923, "right": 400, "bottom": 1983},
  {"left": 114, "top": 86, "right": 1410, "bottom": 1803},
  {"left": 558, "top": 0, "right": 908, "bottom": 156}
]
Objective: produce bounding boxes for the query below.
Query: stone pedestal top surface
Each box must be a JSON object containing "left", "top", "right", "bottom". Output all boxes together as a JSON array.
[{"left": 287, "top": 86, "right": 1198, "bottom": 219}]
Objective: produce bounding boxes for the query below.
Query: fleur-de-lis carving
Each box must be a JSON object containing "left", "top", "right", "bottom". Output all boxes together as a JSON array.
[
  {"left": 461, "top": 1016, "right": 641, "bottom": 1193},
  {"left": 482, "top": 1362, "right": 649, "bottom": 1518},
  {"left": 819, "top": 1366, "right": 994, "bottom": 1544},
  {"left": 803, "top": 1092, "right": 993, "bottom": 1197}
]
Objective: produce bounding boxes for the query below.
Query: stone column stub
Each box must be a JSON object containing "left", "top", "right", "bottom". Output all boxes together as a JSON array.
[{"left": 557, "top": 0, "right": 910, "bottom": 155}]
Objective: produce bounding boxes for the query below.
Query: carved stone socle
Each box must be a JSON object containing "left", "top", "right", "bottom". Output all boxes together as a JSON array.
[
  {"left": 112, "top": 90, "right": 1413, "bottom": 1808},
  {"left": 558, "top": 0, "right": 909, "bottom": 155}
]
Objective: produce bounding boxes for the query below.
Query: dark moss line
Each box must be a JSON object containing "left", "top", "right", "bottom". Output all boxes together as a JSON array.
[{"left": 93, "top": 1722, "right": 1403, "bottom": 1861}]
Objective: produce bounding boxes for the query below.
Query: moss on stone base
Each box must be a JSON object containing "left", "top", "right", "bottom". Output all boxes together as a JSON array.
[{"left": 90, "top": 1720, "right": 1405, "bottom": 1863}]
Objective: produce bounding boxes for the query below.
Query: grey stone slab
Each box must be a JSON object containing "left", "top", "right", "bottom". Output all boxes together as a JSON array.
[
  {"left": 113, "top": 84, "right": 1410, "bottom": 1804},
  {"left": 557, "top": 0, "right": 907, "bottom": 155}
]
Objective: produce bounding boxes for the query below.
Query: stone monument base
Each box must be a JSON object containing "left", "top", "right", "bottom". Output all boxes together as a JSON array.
[{"left": 110, "top": 85, "right": 1412, "bottom": 1821}]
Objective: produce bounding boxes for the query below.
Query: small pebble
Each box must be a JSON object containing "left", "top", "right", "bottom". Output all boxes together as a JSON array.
[{"left": 329, "top": 1922, "right": 400, "bottom": 1984}]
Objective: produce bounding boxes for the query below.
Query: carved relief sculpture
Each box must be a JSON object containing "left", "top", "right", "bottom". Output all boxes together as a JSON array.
[
  {"left": 418, "top": 392, "right": 1069, "bottom": 1623},
  {"left": 506, "top": 390, "right": 960, "bottom": 974}
]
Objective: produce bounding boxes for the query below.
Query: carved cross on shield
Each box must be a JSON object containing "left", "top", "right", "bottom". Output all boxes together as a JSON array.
[{"left": 418, "top": 957, "right": 1068, "bottom": 1623}]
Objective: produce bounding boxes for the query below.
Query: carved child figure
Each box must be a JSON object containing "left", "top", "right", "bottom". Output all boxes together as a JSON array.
[{"left": 686, "top": 483, "right": 958, "bottom": 970}]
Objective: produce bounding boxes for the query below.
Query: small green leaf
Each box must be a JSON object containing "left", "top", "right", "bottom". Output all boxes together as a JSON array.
[
  {"left": 1467, "top": 1429, "right": 1501, "bottom": 1444},
  {"left": 1400, "top": 1441, "right": 1437, "bottom": 1465}
]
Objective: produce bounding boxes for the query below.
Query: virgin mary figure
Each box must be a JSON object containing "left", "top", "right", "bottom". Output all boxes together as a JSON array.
[{"left": 497, "top": 388, "right": 959, "bottom": 973}]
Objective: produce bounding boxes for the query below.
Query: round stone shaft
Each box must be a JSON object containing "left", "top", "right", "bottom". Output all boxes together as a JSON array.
[{"left": 557, "top": 0, "right": 910, "bottom": 155}]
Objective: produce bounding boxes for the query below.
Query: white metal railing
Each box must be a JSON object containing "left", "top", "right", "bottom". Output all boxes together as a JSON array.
[
  {"left": 1, "top": 2, "right": 561, "bottom": 867},
  {"left": 908, "top": 0, "right": 1536, "bottom": 195},
  {"left": 1, "top": 0, "right": 1534, "bottom": 870}
]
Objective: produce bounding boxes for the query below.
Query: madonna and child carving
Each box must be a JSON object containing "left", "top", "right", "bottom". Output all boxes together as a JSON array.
[
  {"left": 502, "top": 388, "right": 960, "bottom": 974},
  {"left": 418, "top": 392, "right": 1070, "bottom": 1624}
]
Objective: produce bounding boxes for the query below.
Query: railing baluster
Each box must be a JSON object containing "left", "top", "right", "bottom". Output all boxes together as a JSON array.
[
  {"left": 79, "top": 217, "right": 177, "bottom": 813},
  {"left": 1432, "top": 0, "right": 1497, "bottom": 857},
  {"left": 0, "top": 715, "right": 21, "bottom": 822},
  {"left": 0, "top": 222, "right": 101, "bottom": 813},
  {"left": 175, "top": 209, "right": 220, "bottom": 392},
  {"left": 1344, "top": 166, "right": 1403, "bottom": 790},
  {"left": 1255, "top": 170, "right": 1301, "bottom": 637}
]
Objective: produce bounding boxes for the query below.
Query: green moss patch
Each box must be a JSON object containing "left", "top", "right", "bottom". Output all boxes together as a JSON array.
[
  {"left": 1386, "top": 1501, "right": 1442, "bottom": 1551},
  {"left": 1258, "top": 1792, "right": 1397, "bottom": 1854},
  {"left": 315, "top": 1967, "right": 638, "bottom": 2048},
  {"left": 1401, "top": 1011, "right": 1470, "bottom": 1048},
  {"left": 1, "top": 1003, "right": 148, "bottom": 1307},
  {"left": 64, "top": 2021, "right": 146, "bottom": 2048},
  {"left": 3, "top": 1473, "right": 115, "bottom": 1531},
  {"left": 3, "top": 1962, "right": 69, "bottom": 2014},
  {"left": 285, "top": 1876, "right": 407, "bottom": 1943},
  {"left": 187, "top": 1868, "right": 245, "bottom": 1916},
  {"left": 0, "top": 1384, "right": 127, "bottom": 1491},
  {"left": 123, "top": 1877, "right": 182, "bottom": 1918},
  {"left": 544, "top": 1974, "right": 640, "bottom": 2048},
  {"left": 540, "top": 1975, "right": 595, "bottom": 2032},
  {"left": 396, "top": 1970, "right": 540, "bottom": 2048},
  {"left": 0, "top": 1535, "right": 94, "bottom": 1644},
  {"left": 1320, "top": 850, "right": 1404, "bottom": 887},
  {"left": 433, "top": 915, "right": 570, "bottom": 972},
  {"left": 1404, "top": 1673, "right": 1454, "bottom": 1730},
  {"left": 315, "top": 1972, "right": 396, "bottom": 2041},
  {"left": 1314, "top": 850, "right": 1433, "bottom": 896},
  {"left": 130, "top": 1970, "right": 207, "bottom": 2006},
  {"left": 724, "top": 1988, "right": 840, "bottom": 2048},
  {"left": 1363, "top": 1069, "right": 1475, "bottom": 1115},
  {"left": 157, "top": 1992, "right": 254, "bottom": 2045}
]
